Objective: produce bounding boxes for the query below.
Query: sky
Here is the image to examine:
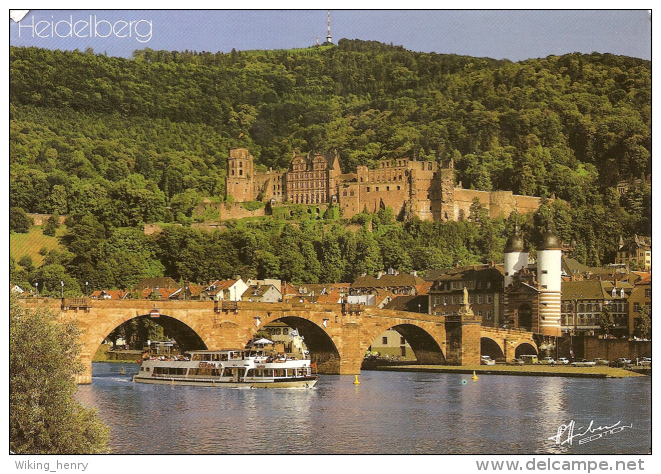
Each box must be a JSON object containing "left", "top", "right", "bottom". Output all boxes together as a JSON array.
[{"left": 9, "top": 9, "right": 652, "bottom": 62}]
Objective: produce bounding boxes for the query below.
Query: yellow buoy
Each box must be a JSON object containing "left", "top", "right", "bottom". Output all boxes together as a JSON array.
[
  {"left": 472, "top": 371, "right": 479, "bottom": 381},
  {"left": 353, "top": 375, "right": 361, "bottom": 385}
]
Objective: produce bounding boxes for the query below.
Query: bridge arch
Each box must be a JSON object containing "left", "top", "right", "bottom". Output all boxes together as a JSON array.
[
  {"left": 480, "top": 337, "right": 505, "bottom": 360},
  {"left": 256, "top": 315, "right": 342, "bottom": 374},
  {"left": 514, "top": 342, "right": 538, "bottom": 357},
  {"left": 361, "top": 322, "right": 446, "bottom": 368}
]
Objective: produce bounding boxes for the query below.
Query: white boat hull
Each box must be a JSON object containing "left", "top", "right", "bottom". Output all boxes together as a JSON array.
[{"left": 133, "top": 375, "right": 319, "bottom": 388}]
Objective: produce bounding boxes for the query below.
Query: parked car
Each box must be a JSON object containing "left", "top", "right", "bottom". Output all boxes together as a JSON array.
[
  {"left": 571, "top": 359, "right": 596, "bottom": 367},
  {"left": 539, "top": 357, "right": 556, "bottom": 365},
  {"left": 635, "top": 357, "right": 651, "bottom": 367},
  {"left": 480, "top": 355, "right": 496, "bottom": 366},
  {"left": 592, "top": 358, "right": 609, "bottom": 366},
  {"left": 611, "top": 357, "right": 632, "bottom": 367},
  {"left": 519, "top": 355, "right": 539, "bottom": 364},
  {"left": 511, "top": 358, "right": 525, "bottom": 365},
  {"left": 557, "top": 357, "right": 570, "bottom": 365}
]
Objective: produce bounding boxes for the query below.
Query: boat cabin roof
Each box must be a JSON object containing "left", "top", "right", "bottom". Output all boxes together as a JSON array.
[{"left": 186, "top": 349, "right": 245, "bottom": 355}]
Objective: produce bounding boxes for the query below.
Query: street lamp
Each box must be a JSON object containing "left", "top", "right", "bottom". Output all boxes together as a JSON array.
[
  {"left": 35, "top": 282, "right": 39, "bottom": 297},
  {"left": 85, "top": 281, "right": 89, "bottom": 298},
  {"left": 60, "top": 280, "right": 64, "bottom": 299}
]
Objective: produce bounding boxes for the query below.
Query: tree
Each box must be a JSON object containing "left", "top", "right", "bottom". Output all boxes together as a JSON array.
[
  {"left": 635, "top": 305, "right": 651, "bottom": 340},
  {"left": 10, "top": 207, "right": 33, "bottom": 233},
  {"left": 597, "top": 309, "right": 615, "bottom": 336},
  {"left": 10, "top": 294, "right": 109, "bottom": 453},
  {"left": 42, "top": 212, "right": 60, "bottom": 237}
]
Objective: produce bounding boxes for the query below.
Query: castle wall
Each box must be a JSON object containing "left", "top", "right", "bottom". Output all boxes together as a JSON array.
[
  {"left": 452, "top": 189, "right": 541, "bottom": 221},
  {"left": 253, "top": 170, "right": 285, "bottom": 203}
]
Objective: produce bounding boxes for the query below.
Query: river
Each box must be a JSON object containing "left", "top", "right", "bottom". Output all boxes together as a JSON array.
[{"left": 76, "top": 362, "right": 651, "bottom": 455}]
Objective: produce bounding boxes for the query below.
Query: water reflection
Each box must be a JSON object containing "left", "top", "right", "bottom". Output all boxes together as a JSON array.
[{"left": 75, "top": 364, "right": 651, "bottom": 455}]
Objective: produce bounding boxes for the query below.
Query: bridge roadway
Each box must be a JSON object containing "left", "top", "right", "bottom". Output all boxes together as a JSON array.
[{"left": 20, "top": 298, "right": 538, "bottom": 384}]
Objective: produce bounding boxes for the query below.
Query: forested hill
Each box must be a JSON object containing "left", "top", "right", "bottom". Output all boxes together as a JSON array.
[{"left": 10, "top": 40, "right": 651, "bottom": 289}]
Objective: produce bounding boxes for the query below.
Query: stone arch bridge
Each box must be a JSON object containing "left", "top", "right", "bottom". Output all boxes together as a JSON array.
[{"left": 20, "top": 298, "right": 538, "bottom": 384}]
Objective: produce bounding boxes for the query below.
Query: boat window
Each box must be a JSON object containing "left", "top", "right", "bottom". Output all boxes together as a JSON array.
[
  {"left": 203, "top": 354, "right": 212, "bottom": 361},
  {"left": 256, "top": 369, "right": 263, "bottom": 377},
  {"left": 191, "top": 354, "right": 201, "bottom": 361},
  {"left": 220, "top": 354, "right": 228, "bottom": 361},
  {"left": 213, "top": 354, "right": 219, "bottom": 361}
]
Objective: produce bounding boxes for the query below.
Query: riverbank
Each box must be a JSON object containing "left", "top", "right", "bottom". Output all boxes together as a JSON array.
[
  {"left": 372, "top": 364, "right": 646, "bottom": 378},
  {"left": 93, "top": 344, "right": 142, "bottom": 363}
]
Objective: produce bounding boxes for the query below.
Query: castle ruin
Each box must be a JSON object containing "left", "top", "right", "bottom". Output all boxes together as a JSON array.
[{"left": 226, "top": 148, "right": 541, "bottom": 221}]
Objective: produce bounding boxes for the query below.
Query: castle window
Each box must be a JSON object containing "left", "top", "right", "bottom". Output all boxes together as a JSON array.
[
  {"left": 386, "top": 186, "right": 390, "bottom": 191},
  {"left": 397, "top": 186, "right": 401, "bottom": 190},
  {"left": 239, "top": 162, "right": 243, "bottom": 168},
  {"left": 367, "top": 187, "right": 370, "bottom": 192},
  {"left": 239, "top": 170, "right": 243, "bottom": 176},
  {"left": 231, "top": 170, "right": 235, "bottom": 176},
  {"left": 350, "top": 191, "right": 354, "bottom": 196},
  {"left": 343, "top": 191, "right": 347, "bottom": 197},
  {"left": 376, "top": 187, "right": 379, "bottom": 191}
]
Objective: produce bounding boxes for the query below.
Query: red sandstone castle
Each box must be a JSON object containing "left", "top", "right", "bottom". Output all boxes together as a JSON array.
[{"left": 226, "top": 148, "right": 541, "bottom": 221}]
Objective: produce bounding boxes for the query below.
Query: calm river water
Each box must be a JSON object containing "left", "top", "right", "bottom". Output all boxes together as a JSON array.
[{"left": 76, "top": 362, "right": 651, "bottom": 455}]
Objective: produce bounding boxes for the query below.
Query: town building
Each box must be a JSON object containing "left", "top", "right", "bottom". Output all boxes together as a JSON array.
[
  {"left": 201, "top": 278, "right": 249, "bottom": 302},
  {"left": 89, "top": 289, "right": 130, "bottom": 300},
  {"left": 225, "top": 148, "right": 541, "bottom": 222},
  {"left": 351, "top": 269, "right": 426, "bottom": 296},
  {"left": 560, "top": 280, "right": 633, "bottom": 337},
  {"left": 626, "top": 273, "right": 651, "bottom": 338},
  {"left": 615, "top": 234, "right": 651, "bottom": 270},
  {"left": 367, "top": 329, "right": 415, "bottom": 360},
  {"left": 241, "top": 284, "right": 282, "bottom": 303}
]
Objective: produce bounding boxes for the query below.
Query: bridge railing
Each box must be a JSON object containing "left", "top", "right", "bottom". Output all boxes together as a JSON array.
[
  {"left": 214, "top": 300, "right": 238, "bottom": 313},
  {"left": 341, "top": 303, "right": 363, "bottom": 314},
  {"left": 61, "top": 297, "right": 91, "bottom": 312}
]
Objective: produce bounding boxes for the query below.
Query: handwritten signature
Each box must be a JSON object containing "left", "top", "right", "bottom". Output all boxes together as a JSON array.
[{"left": 547, "top": 420, "right": 633, "bottom": 446}]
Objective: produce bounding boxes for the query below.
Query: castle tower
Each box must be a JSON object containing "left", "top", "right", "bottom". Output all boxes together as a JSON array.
[
  {"left": 438, "top": 162, "right": 456, "bottom": 221},
  {"left": 503, "top": 224, "right": 528, "bottom": 288},
  {"left": 536, "top": 229, "right": 562, "bottom": 337},
  {"left": 226, "top": 148, "right": 255, "bottom": 202},
  {"left": 326, "top": 10, "right": 333, "bottom": 44}
]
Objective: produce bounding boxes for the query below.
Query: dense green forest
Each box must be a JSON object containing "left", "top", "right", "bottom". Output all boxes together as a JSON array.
[{"left": 9, "top": 40, "right": 651, "bottom": 293}]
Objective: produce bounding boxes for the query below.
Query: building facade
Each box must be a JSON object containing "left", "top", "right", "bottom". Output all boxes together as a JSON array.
[
  {"left": 615, "top": 235, "right": 651, "bottom": 270},
  {"left": 225, "top": 148, "right": 541, "bottom": 222},
  {"left": 427, "top": 265, "right": 505, "bottom": 327},
  {"left": 560, "top": 280, "right": 632, "bottom": 337}
]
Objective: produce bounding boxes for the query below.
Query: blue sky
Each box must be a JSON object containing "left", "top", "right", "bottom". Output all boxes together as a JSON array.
[{"left": 9, "top": 9, "right": 651, "bottom": 61}]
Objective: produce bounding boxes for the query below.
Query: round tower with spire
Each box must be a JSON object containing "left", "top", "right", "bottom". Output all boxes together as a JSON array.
[
  {"left": 536, "top": 227, "right": 562, "bottom": 337},
  {"left": 503, "top": 217, "right": 528, "bottom": 288}
]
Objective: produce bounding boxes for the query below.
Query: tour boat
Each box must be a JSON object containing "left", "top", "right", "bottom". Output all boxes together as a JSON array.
[{"left": 133, "top": 349, "right": 319, "bottom": 388}]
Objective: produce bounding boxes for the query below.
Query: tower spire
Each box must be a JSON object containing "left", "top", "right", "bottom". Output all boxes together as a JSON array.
[{"left": 326, "top": 10, "right": 333, "bottom": 44}]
